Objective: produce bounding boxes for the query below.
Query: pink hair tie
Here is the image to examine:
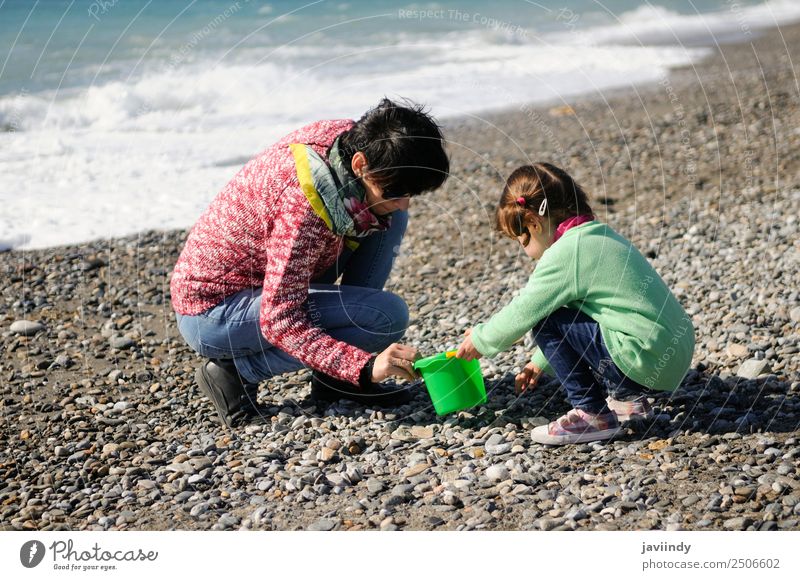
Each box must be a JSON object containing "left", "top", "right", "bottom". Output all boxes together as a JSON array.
[{"left": 516, "top": 196, "right": 526, "bottom": 206}]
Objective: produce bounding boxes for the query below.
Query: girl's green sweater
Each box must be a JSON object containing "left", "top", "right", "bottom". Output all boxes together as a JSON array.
[{"left": 471, "top": 221, "right": 695, "bottom": 391}]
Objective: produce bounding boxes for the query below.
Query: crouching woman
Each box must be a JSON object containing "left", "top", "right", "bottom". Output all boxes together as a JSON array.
[{"left": 170, "top": 99, "right": 449, "bottom": 427}]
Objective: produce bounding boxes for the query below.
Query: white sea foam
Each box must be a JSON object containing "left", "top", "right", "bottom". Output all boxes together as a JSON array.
[{"left": 557, "top": 0, "right": 800, "bottom": 46}]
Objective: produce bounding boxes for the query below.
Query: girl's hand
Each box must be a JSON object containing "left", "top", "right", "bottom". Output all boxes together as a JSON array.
[
  {"left": 456, "top": 329, "right": 482, "bottom": 361},
  {"left": 515, "top": 362, "right": 542, "bottom": 394},
  {"left": 373, "top": 343, "right": 419, "bottom": 382}
]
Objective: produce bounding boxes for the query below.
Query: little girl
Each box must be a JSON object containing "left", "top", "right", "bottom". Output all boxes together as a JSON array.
[{"left": 457, "top": 163, "right": 695, "bottom": 445}]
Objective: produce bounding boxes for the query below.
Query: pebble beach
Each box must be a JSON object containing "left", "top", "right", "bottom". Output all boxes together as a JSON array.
[{"left": 1, "top": 24, "right": 799, "bottom": 532}]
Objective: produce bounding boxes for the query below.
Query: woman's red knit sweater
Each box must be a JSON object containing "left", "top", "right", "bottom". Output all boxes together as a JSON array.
[{"left": 170, "top": 119, "right": 372, "bottom": 385}]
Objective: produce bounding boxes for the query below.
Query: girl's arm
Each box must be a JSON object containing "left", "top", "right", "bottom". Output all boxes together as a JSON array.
[
  {"left": 470, "top": 244, "right": 578, "bottom": 358},
  {"left": 456, "top": 328, "right": 481, "bottom": 360},
  {"left": 530, "top": 348, "right": 554, "bottom": 375}
]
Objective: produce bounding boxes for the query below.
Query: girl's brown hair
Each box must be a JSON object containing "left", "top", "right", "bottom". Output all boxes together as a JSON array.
[{"left": 496, "top": 162, "right": 593, "bottom": 245}]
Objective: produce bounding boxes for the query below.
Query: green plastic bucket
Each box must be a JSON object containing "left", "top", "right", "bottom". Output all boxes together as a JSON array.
[{"left": 413, "top": 351, "right": 487, "bottom": 416}]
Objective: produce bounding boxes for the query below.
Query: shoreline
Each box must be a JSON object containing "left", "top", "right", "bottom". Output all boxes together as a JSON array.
[
  {"left": 1, "top": 22, "right": 799, "bottom": 532},
  {"left": 2, "top": 20, "right": 796, "bottom": 255}
]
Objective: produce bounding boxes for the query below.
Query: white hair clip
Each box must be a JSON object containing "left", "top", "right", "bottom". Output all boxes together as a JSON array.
[{"left": 538, "top": 198, "right": 548, "bottom": 216}]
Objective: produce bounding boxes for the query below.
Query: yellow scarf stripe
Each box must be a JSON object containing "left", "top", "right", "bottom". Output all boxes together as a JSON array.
[
  {"left": 345, "top": 238, "right": 360, "bottom": 251},
  {"left": 290, "top": 143, "right": 333, "bottom": 231}
]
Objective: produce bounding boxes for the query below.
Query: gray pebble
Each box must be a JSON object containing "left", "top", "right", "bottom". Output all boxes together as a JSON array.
[
  {"left": 485, "top": 465, "right": 509, "bottom": 481},
  {"left": 307, "top": 519, "right": 336, "bottom": 531},
  {"left": 110, "top": 336, "right": 136, "bottom": 350},
  {"left": 538, "top": 517, "right": 564, "bottom": 531},
  {"left": 485, "top": 434, "right": 512, "bottom": 455},
  {"left": 10, "top": 320, "right": 44, "bottom": 336},
  {"left": 366, "top": 478, "right": 385, "bottom": 494},
  {"left": 217, "top": 514, "right": 240, "bottom": 529},
  {"left": 736, "top": 359, "right": 769, "bottom": 379},
  {"left": 723, "top": 517, "right": 752, "bottom": 530}
]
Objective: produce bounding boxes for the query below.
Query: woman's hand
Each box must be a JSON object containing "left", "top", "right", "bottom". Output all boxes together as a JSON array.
[
  {"left": 515, "top": 362, "right": 542, "bottom": 394},
  {"left": 372, "top": 343, "right": 419, "bottom": 382},
  {"left": 456, "top": 328, "right": 482, "bottom": 361}
]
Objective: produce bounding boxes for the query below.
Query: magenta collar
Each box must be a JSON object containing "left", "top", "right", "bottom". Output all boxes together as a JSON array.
[{"left": 552, "top": 214, "right": 595, "bottom": 243}]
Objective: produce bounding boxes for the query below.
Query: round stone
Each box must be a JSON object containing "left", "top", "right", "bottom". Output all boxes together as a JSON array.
[
  {"left": 10, "top": 320, "right": 44, "bottom": 336},
  {"left": 485, "top": 465, "right": 509, "bottom": 482}
]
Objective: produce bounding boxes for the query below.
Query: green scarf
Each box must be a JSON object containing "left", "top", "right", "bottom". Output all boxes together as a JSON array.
[{"left": 290, "top": 137, "right": 391, "bottom": 247}]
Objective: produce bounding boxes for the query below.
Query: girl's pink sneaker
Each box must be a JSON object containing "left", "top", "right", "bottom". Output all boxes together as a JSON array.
[
  {"left": 606, "top": 396, "right": 654, "bottom": 422},
  {"left": 531, "top": 408, "right": 621, "bottom": 445}
]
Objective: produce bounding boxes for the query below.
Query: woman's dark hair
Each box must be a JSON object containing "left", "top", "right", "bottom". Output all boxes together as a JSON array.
[
  {"left": 338, "top": 97, "right": 449, "bottom": 197},
  {"left": 496, "top": 163, "right": 593, "bottom": 245}
]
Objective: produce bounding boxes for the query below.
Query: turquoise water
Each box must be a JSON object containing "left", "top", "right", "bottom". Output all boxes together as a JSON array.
[
  {"left": 0, "top": 0, "right": 777, "bottom": 96},
  {"left": 1, "top": 0, "right": 798, "bottom": 249}
]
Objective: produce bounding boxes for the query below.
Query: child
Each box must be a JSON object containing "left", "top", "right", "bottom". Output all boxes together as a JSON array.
[{"left": 457, "top": 163, "right": 695, "bottom": 445}]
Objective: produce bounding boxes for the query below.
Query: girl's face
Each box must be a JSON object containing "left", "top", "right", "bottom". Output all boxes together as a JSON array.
[{"left": 517, "top": 220, "right": 553, "bottom": 259}]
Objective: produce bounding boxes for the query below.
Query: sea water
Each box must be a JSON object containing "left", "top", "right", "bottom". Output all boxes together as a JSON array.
[{"left": 1, "top": 0, "right": 799, "bottom": 249}]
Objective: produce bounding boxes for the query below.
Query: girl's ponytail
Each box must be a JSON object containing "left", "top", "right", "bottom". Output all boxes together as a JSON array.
[{"left": 496, "top": 163, "right": 593, "bottom": 242}]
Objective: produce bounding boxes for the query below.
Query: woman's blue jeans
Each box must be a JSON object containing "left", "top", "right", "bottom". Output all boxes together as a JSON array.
[
  {"left": 532, "top": 308, "right": 652, "bottom": 413},
  {"left": 176, "top": 211, "right": 409, "bottom": 384}
]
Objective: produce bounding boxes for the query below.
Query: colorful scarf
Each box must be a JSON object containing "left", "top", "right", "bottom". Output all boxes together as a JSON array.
[
  {"left": 552, "top": 214, "right": 595, "bottom": 243},
  {"left": 290, "top": 137, "right": 391, "bottom": 249}
]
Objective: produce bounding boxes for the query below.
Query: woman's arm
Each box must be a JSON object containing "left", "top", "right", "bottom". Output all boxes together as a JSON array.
[{"left": 259, "top": 193, "right": 372, "bottom": 385}]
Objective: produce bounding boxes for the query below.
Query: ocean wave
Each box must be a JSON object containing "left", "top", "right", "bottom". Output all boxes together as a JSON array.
[
  {"left": 4, "top": 1, "right": 800, "bottom": 135},
  {"left": 554, "top": 0, "right": 800, "bottom": 46},
  {"left": 0, "top": 61, "right": 344, "bottom": 132},
  {"left": 2, "top": 0, "right": 799, "bottom": 249},
  {"left": 0, "top": 33, "right": 703, "bottom": 134}
]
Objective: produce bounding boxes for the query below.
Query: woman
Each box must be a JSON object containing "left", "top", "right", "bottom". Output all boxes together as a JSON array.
[{"left": 171, "top": 99, "right": 449, "bottom": 427}]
